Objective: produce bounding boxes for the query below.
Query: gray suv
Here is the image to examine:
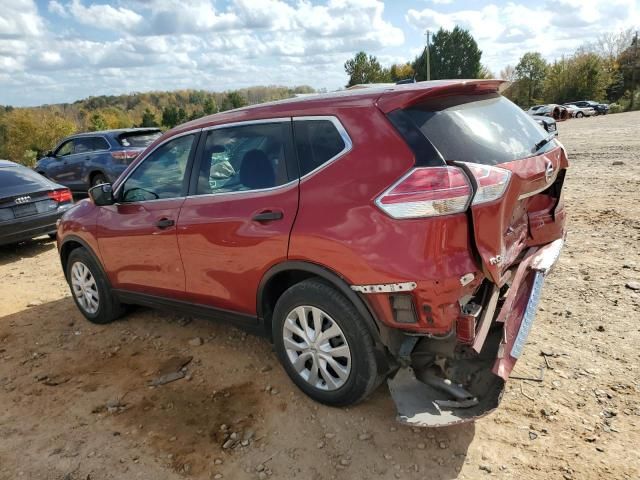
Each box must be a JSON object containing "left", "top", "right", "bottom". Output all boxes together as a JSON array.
[{"left": 35, "top": 128, "right": 161, "bottom": 192}]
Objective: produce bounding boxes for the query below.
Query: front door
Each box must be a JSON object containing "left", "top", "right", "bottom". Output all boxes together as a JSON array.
[
  {"left": 48, "top": 139, "right": 76, "bottom": 187},
  {"left": 97, "top": 132, "right": 198, "bottom": 299},
  {"left": 177, "top": 120, "right": 299, "bottom": 317}
]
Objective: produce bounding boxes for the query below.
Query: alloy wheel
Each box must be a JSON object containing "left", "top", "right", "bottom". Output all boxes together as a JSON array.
[
  {"left": 70, "top": 261, "right": 99, "bottom": 314},
  {"left": 282, "top": 305, "right": 352, "bottom": 391}
]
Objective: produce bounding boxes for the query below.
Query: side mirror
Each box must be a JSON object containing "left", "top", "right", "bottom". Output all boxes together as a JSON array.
[
  {"left": 89, "top": 183, "right": 115, "bottom": 206},
  {"left": 46, "top": 150, "right": 54, "bottom": 158}
]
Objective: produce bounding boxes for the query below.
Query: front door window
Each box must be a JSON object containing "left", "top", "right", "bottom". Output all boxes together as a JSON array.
[{"left": 121, "top": 134, "right": 195, "bottom": 202}]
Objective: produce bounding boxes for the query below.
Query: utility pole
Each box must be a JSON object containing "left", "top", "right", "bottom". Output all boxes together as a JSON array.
[{"left": 424, "top": 30, "right": 431, "bottom": 81}]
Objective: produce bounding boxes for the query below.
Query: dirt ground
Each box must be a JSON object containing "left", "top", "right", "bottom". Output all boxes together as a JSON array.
[{"left": 1, "top": 111, "right": 639, "bottom": 480}]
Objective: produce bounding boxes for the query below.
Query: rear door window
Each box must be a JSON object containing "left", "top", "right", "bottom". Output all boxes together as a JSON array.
[
  {"left": 402, "top": 94, "right": 555, "bottom": 165},
  {"left": 194, "top": 122, "right": 294, "bottom": 195},
  {"left": 293, "top": 119, "right": 348, "bottom": 176},
  {"left": 74, "top": 137, "right": 109, "bottom": 154}
]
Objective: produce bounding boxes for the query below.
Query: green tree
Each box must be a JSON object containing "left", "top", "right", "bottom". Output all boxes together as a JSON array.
[
  {"left": 618, "top": 34, "right": 640, "bottom": 108},
  {"left": 161, "top": 106, "right": 179, "bottom": 128},
  {"left": 140, "top": 108, "right": 158, "bottom": 127},
  {"left": 221, "top": 91, "right": 247, "bottom": 111},
  {"left": 515, "top": 52, "right": 548, "bottom": 106},
  {"left": 413, "top": 26, "right": 482, "bottom": 80},
  {"left": 177, "top": 107, "right": 187, "bottom": 124},
  {"left": 89, "top": 112, "right": 107, "bottom": 131},
  {"left": 389, "top": 63, "right": 414, "bottom": 82},
  {"left": 203, "top": 97, "right": 218, "bottom": 115},
  {"left": 344, "top": 51, "right": 389, "bottom": 87},
  {"left": 0, "top": 109, "right": 75, "bottom": 166}
]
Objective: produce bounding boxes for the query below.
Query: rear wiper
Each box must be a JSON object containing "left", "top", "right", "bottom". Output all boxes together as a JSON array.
[{"left": 532, "top": 133, "right": 556, "bottom": 154}]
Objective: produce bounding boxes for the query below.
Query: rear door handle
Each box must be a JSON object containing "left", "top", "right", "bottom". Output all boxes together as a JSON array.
[
  {"left": 252, "top": 210, "right": 283, "bottom": 222},
  {"left": 155, "top": 218, "right": 175, "bottom": 229}
]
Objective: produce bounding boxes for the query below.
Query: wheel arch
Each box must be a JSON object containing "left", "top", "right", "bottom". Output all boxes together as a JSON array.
[
  {"left": 258, "top": 261, "right": 382, "bottom": 342},
  {"left": 59, "top": 235, "right": 109, "bottom": 286}
]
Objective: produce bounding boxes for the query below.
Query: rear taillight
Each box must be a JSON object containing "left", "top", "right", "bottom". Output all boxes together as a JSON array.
[
  {"left": 375, "top": 167, "right": 472, "bottom": 219},
  {"left": 111, "top": 150, "right": 140, "bottom": 163},
  {"left": 463, "top": 164, "right": 511, "bottom": 205},
  {"left": 375, "top": 163, "right": 511, "bottom": 219},
  {"left": 48, "top": 188, "right": 72, "bottom": 203}
]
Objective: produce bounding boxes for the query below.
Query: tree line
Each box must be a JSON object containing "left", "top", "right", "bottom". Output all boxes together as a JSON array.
[
  {"left": 0, "top": 85, "right": 314, "bottom": 166},
  {"left": 344, "top": 26, "right": 639, "bottom": 111}
]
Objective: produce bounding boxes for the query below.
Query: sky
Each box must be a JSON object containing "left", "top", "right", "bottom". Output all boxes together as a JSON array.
[{"left": 0, "top": 0, "right": 638, "bottom": 106}]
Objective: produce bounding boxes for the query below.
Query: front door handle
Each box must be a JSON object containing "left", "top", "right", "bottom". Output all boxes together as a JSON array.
[
  {"left": 155, "top": 218, "right": 175, "bottom": 229},
  {"left": 252, "top": 210, "right": 283, "bottom": 222}
]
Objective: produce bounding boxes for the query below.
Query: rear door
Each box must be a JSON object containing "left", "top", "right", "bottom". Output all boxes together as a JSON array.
[
  {"left": 176, "top": 120, "right": 299, "bottom": 317},
  {"left": 395, "top": 93, "right": 568, "bottom": 285},
  {"left": 48, "top": 139, "right": 76, "bottom": 186}
]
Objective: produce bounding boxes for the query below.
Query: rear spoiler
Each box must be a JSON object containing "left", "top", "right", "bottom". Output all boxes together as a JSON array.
[{"left": 375, "top": 79, "right": 508, "bottom": 113}]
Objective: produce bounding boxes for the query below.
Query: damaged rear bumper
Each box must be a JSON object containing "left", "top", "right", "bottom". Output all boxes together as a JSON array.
[{"left": 388, "top": 236, "right": 565, "bottom": 427}]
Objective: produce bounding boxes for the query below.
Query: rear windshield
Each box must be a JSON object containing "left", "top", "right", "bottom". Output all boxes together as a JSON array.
[
  {"left": 0, "top": 166, "right": 49, "bottom": 197},
  {"left": 404, "top": 94, "right": 556, "bottom": 165},
  {"left": 117, "top": 131, "right": 162, "bottom": 148}
]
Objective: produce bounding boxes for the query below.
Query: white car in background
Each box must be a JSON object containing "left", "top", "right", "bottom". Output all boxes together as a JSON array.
[{"left": 563, "top": 103, "right": 596, "bottom": 118}]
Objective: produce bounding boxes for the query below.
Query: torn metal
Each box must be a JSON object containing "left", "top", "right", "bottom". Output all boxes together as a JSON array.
[
  {"left": 350, "top": 282, "right": 417, "bottom": 294},
  {"left": 387, "top": 235, "right": 565, "bottom": 427}
]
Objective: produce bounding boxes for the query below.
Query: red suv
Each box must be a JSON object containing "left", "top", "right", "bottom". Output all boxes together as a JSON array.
[{"left": 57, "top": 80, "right": 567, "bottom": 426}]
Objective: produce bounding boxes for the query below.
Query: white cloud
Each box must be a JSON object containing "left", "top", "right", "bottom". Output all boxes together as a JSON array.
[
  {"left": 67, "top": 0, "right": 143, "bottom": 31},
  {"left": 48, "top": 1, "right": 69, "bottom": 18},
  {"left": 0, "top": 0, "right": 404, "bottom": 105},
  {"left": 2, "top": 0, "right": 637, "bottom": 106},
  {"left": 0, "top": 0, "right": 44, "bottom": 38},
  {"left": 406, "top": 0, "right": 640, "bottom": 73}
]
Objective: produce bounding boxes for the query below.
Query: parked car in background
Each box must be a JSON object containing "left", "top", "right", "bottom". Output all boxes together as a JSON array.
[
  {"left": 563, "top": 104, "right": 596, "bottom": 118},
  {"left": 526, "top": 105, "right": 547, "bottom": 115},
  {"left": 57, "top": 80, "right": 568, "bottom": 427},
  {"left": 526, "top": 104, "right": 569, "bottom": 121},
  {"left": 532, "top": 115, "right": 558, "bottom": 136},
  {"left": 0, "top": 160, "right": 73, "bottom": 246},
  {"left": 565, "top": 100, "right": 609, "bottom": 115},
  {"left": 35, "top": 128, "right": 162, "bottom": 192}
]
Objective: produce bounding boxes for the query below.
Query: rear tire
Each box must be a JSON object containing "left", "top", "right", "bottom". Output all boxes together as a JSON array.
[
  {"left": 66, "top": 247, "right": 124, "bottom": 324},
  {"left": 576, "top": 112, "right": 584, "bottom": 118},
  {"left": 272, "top": 279, "right": 381, "bottom": 407}
]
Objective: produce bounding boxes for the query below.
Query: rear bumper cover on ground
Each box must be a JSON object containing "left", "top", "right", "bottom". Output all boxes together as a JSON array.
[{"left": 388, "top": 236, "right": 565, "bottom": 427}]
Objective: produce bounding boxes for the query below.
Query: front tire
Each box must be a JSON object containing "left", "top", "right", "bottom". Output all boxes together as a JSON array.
[
  {"left": 91, "top": 173, "right": 108, "bottom": 187},
  {"left": 66, "top": 247, "right": 124, "bottom": 324},
  {"left": 272, "top": 279, "right": 381, "bottom": 406}
]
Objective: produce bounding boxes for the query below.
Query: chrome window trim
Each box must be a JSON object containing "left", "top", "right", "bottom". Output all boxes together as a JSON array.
[
  {"left": 185, "top": 178, "right": 298, "bottom": 200},
  {"left": 201, "top": 117, "right": 292, "bottom": 132},
  {"left": 113, "top": 129, "right": 201, "bottom": 202},
  {"left": 293, "top": 116, "right": 353, "bottom": 181},
  {"left": 113, "top": 115, "right": 354, "bottom": 204}
]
